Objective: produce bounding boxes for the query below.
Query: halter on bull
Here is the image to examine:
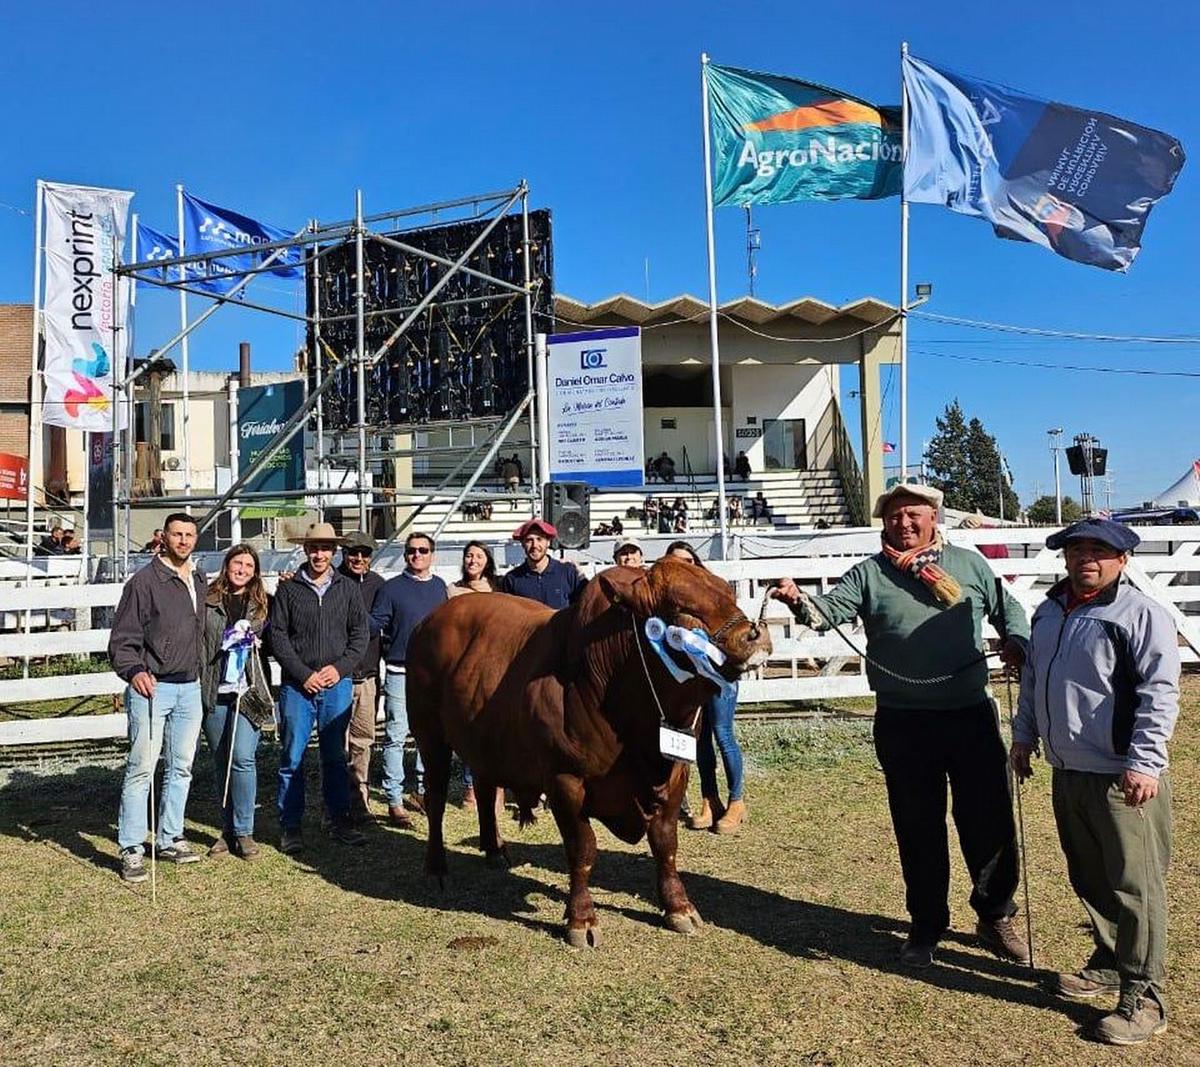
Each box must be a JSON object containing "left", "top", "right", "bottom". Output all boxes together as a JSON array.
[{"left": 405, "top": 557, "right": 771, "bottom": 946}]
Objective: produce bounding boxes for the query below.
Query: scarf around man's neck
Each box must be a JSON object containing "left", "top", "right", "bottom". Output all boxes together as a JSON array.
[{"left": 880, "top": 530, "right": 962, "bottom": 607}]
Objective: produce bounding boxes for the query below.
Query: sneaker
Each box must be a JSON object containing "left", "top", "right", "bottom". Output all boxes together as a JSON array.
[
  {"left": 280, "top": 828, "right": 304, "bottom": 855},
  {"left": 120, "top": 850, "right": 148, "bottom": 884},
  {"left": 208, "top": 836, "right": 231, "bottom": 858},
  {"left": 899, "top": 938, "right": 936, "bottom": 968},
  {"left": 331, "top": 819, "right": 368, "bottom": 846},
  {"left": 976, "top": 914, "right": 1031, "bottom": 965},
  {"left": 233, "top": 835, "right": 260, "bottom": 860},
  {"left": 1052, "top": 970, "right": 1122, "bottom": 1000},
  {"left": 158, "top": 840, "right": 201, "bottom": 864},
  {"left": 1090, "top": 990, "right": 1167, "bottom": 1046},
  {"left": 387, "top": 805, "right": 415, "bottom": 830}
]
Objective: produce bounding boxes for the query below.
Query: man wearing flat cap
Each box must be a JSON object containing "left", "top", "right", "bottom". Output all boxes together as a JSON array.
[
  {"left": 500, "top": 517, "right": 587, "bottom": 609},
  {"left": 1011, "top": 518, "right": 1179, "bottom": 1046},
  {"left": 772, "top": 483, "right": 1031, "bottom": 968},
  {"left": 270, "top": 523, "right": 369, "bottom": 854}
]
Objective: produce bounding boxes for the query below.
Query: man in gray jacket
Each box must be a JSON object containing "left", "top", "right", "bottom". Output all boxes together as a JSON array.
[
  {"left": 108, "top": 512, "right": 207, "bottom": 883},
  {"left": 1011, "top": 518, "right": 1180, "bottom": 1046}
]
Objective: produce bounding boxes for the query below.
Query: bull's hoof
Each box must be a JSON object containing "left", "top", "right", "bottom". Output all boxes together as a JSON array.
[
  {"left": 666, "top": 908, "right": 705, "bottom": 936},
  {"left": 565, "top": 924, "right": 602, "bottom": 949},
  {"left": 484, "top": 846, "right": 511, "bottom": 869}
]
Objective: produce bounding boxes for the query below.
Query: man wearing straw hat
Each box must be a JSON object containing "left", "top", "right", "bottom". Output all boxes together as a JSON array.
[
  {"left": 270, "top": 522, "right": 369, "bottom": 854},
  {"left": 771, "top": 483, "right": 1031, "bottom": 968}
]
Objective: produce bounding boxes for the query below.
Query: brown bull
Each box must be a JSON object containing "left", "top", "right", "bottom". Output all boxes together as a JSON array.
[{"left": 405, "top": 557, "right": 771, "bottom": 946}]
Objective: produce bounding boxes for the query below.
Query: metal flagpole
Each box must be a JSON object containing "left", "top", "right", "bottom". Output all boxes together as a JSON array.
[
  {"left": 117, "top": 217, "right": 135, "bottom": 575},
  {"left": 521, "top": 185, "right": 539, "bottom": 515},
  {"left": 176, "top": 184, "right": 193, "bottom": 507},
  {"left": 354, "top": 190, "right": 368, "bottom": 532},
  {"left": 700, "top": 53, "right": 730, "bottom": 559},
  {"left": 23, "top": 180, "right": 45, "bottom": 677},
  {"left": 310, "top": 221, "right": 326, "bottom": 522},
  {"left": 899, "top": 41, "right": 911, "bottom": 485}
]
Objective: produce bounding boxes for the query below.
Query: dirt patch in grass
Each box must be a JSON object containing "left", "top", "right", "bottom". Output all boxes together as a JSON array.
[{"left": 0, "top": 682, "right": 1196, "bottom": 1065}]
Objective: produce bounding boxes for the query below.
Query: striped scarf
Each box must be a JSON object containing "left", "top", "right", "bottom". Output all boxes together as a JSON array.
[{"left": 880, "top": 531, "right": 962, "bottom": 607}]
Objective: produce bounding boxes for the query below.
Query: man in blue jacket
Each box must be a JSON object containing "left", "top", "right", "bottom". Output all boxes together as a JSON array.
[
  {"left": 370, "top": 531, "right": 448, "bottom": 828},
  {"left": 1011, "top": 518, "right": 1180, "bottom": 1046},
  {"left": 500, "top": 518, "right": 586, "bottom": 609}
]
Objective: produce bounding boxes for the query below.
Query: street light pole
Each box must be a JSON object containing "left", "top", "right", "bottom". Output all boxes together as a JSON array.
[{"left": 1047, "top": 428, "right": 1063, "bottom": 524}]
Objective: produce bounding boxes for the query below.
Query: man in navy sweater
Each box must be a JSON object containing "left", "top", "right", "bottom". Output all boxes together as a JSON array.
[
  {"left": 500, "top": 518, "right": 586, "bottom": 610},
  {"left": 370, "top": 531, "right": 448, "bottom": 827}
]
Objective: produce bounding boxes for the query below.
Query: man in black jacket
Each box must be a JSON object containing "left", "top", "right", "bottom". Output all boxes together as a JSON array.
[
  {"left": 108, "top": 512, "right": 207, "bottom": 883},
  {"left": 270, "top": 523, "right": 369, "bottom": 854},
  {"left": 338, "top": 531, "right": 386, "bottom": 821}
]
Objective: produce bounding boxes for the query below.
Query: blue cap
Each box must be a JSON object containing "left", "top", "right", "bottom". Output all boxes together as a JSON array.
[{"left": 1046, "top": 517, "right": 1140, "bottom": 553}]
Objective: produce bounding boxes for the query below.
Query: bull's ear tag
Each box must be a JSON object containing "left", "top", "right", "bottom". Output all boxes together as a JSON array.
[{"left": 659, "top": 725, "right": 697, "bottom": 763}]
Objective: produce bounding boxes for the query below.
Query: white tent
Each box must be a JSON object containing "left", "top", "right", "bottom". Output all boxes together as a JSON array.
[{"left": 1151, "top": 461, "right": 1200, "bottom": 507}]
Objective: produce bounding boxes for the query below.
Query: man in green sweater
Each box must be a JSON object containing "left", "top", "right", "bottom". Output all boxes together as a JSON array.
[{"left": 772, "top": 484, "right": 1030, "bottom": 968}]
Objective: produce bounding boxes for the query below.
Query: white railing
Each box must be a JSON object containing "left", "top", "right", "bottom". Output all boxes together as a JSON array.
[{"left": 2, "top": 527, "right": 1198, "bottom": 746}]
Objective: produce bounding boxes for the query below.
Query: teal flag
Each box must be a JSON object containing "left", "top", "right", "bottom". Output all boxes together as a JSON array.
[{"left": 706, "top": 64, "right": 902, "bottom": 206}]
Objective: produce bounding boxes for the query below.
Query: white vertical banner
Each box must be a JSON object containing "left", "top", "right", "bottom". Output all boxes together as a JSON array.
[
  {"left": 546, "top": 327, "right": 644, "bottom": 486},
  {"left": 41, "top": 181, "right": 133, "bottom": 431}
]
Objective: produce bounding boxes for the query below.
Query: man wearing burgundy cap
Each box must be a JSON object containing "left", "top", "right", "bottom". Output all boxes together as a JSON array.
[{"left": 500, "top": 517, "right": 586, "bottom": 610}]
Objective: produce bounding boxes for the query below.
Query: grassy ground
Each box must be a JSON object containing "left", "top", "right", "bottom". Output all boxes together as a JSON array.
[{"left": 0, "top": 684, "right": 1196, "bottom": 1066}]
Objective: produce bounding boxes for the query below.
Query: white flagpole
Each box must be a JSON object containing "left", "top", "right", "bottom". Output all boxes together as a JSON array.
[
  {"left": 176, "top": 184, "right": 192, "bottom": 507},
  {"left": 899, "top": 41, "right": 911, "bottom": 485},
  {"left": 24, "top": 180, "right": 45, "bottom": 598},
  {"left": 700, "top": 53, "right": 730, "bottom": 558},
  {"left": 121, "top": 216, "right": 137, "bottom": 574}
]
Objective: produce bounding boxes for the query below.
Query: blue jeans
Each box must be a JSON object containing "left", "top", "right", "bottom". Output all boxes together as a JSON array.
[
  {"left": 117, "top": 680, "right": 204, "bottom": 854},
  {"left": 697, "top": 682, "right": 744, "bottom": 802},
  {"left": 277, "top": 679, "right": 352, "bottom": 830},
  {"left": 382, "top": 668, "right": 423, "bottom": 804},
  {"left": 203, "top": 697, "right": 262, "bottom": 838}
]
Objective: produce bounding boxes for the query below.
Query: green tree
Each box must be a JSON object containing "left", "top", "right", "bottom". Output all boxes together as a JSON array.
[
  {"left": 965, "top": 416, "right": 1020, "bottom": 519},
  {"left": 1026, "top": 495, "right": 1083, "bottom": 525},
  {"left": 925, "top": 400, "right": 974, "bottom": 510}
]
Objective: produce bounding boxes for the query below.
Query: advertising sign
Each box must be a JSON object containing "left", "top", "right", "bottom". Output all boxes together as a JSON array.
[
  {"left": 41, "top": 181, "right": 132, "bottom": 431},
  {"left": 0, "top": 452, "right": 28, "bottom": 501},
  {"left": 87, "top": 432, "right": 113, "bottom": 537},
  {"left": 237, "top": 381, "right": 307, "bottom": 517},
  {"left": 546, "top": 327, "right": 644, "bottom": 487}
]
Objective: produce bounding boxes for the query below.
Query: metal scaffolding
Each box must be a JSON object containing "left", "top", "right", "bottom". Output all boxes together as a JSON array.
[{"left": 113, "top": 182, "right": 543, "bottom": 567}]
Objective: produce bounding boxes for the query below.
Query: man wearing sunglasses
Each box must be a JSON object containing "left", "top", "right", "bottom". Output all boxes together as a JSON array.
[
  {"left": 370, "top": 532, "right": 448, "bottom": 828},
  {"left": 338, "top": 531, "right": 387, "bottom": 821}
]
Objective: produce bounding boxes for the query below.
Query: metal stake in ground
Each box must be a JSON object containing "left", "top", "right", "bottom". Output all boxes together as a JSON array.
[{"left": 994, "top": 577, "right": 1033, "bottom": 970}]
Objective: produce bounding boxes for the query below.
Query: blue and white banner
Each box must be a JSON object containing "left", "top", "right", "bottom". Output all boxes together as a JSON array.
[
  {"left": 134, "top": 222, "right": 182, "bottom": 285},
  {"left": 546, "top": 327, "right": 644, "bottom": 487},
  {"left": 182, "top": 192, "right": 303, "bottom": 294},
  {"left": 902, "top": 54, "right": 1185, "bottom": 272}
]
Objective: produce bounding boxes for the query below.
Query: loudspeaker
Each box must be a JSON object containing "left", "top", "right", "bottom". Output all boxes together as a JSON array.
[
  {"left": 1066, "top": 446, "right": 1108, "bottom": 476},
  {"left": 544, "top": 481, "right": 591, "bottom": 549}
]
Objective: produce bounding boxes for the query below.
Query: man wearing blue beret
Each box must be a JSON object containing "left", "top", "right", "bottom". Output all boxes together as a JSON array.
[{"left": 1010, "top": 518, "right": 1179, "bottom": 1046}]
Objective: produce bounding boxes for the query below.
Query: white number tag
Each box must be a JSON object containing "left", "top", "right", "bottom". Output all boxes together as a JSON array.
[{"left": 659, "top": 725, "right": 697, "bottom": 763}]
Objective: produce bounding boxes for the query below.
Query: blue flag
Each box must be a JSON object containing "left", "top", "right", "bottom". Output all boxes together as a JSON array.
[
  {"left": 134, "top": 222, "right": 183, "bottom": 286},
  {"left": 182, "top": 192, "right": 303, "bottom": 294},
  {"left": 902, "top": 54, "right": 1185, "bottom": 271}
]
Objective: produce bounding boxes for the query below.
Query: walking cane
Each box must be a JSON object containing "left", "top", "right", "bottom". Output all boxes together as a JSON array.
[
  {"left": 995, "top": 577, "right": 1033, "bottom": 970},
  {"left": 222, "top": 693, "right": 241, "bottom": 812},
  {"left": 147, "top": 688, "right": 157, "bottom": 905}
]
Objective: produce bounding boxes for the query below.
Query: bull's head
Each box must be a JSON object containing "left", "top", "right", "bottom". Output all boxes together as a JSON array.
[{"left": 597, "top": 558, "right": 772, "bottom": 680}]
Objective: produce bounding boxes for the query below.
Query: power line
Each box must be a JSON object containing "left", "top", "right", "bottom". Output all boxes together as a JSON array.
[
  {"left": 912, "top": 310, "right": 1200, "bottom": 345},
  {"left": 914, "top": 349, "right": 1200, "bottom": 378}
]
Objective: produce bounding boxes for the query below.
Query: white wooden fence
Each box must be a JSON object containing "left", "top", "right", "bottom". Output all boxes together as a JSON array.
[{"left": 2, "top": 527, "right": 1198, "bottom": 746}]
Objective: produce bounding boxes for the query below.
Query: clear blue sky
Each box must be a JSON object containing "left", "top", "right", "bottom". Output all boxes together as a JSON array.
[{"left": 2, "top": 1, "right": 1196, "bottom": 507}]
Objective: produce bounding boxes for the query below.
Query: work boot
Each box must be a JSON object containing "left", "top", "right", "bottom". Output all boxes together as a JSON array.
[
  {"left": 976, "top": 914, "right": 1031, "bottom": 965},
  {"left": 714, "top": 799, "right": 747, "bottom": 835},
  {"left": 233, "top": 836, "right": 260, "bottom": 860},
  {"left": 280, "top": 828, "right": 304, "bottom": 855},
  {"left": 208, "top": 835, "right": 231, "bottom": 858},
  {"left": 1052, "top": 970, "right": 1121, "bottom": 1000},
  {"left": 387, "top": 805, "right": 415, "bottom": 830},
  {"left": 404, "top": 792, "right": 426, "bottom": 816},
  {"left": 687, "top": 797, "right": 721, "bottom": 831},
  {"left": 1090, "top": 990, "right": 1168, "bottom": 1046},
  {"left": 120, "top": 849, "right": 148, "bottom": 884},
  {"left": 462, "top": 785, "right": 477, "bottom": 810},
  {"left": 331, "top": 819, "right": 368, "bottom": 847},
  {"left": 899, "top": 938, "right": 936, "bottom": 969}
]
